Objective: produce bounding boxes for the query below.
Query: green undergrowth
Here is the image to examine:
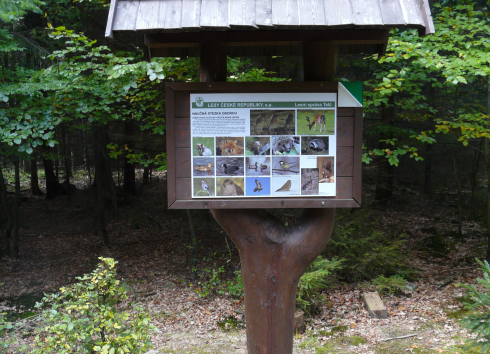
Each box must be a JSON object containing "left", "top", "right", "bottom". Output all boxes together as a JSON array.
[
  {"left": 323, "top": 209, "right": 418, "bottom": 282},
  {"left": 372, "top": 274, "right": 408, "bottom": 295}
]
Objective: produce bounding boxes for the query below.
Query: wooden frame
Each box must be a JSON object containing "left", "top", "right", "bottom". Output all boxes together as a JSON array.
[{"left": 166, "top": 82, "right": 362, "bottom": 209}]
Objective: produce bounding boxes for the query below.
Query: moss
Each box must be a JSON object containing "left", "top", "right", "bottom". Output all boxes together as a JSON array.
[
  {"left": 347, "top": 335, "right": 367, "bottom": 346},
  {"left": 446, "top": 308, "right": 471, "bottom": 320},
  {"left": 299, "top": 336, "right": 319, "bottom": 349},
  {"left": 318, "top": 325, "right": 348, "bottom": 337},
  {"left": 216, "top": 315, "right": 244, "bottom": 331}
]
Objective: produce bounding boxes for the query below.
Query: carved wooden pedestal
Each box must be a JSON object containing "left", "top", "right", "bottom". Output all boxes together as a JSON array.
[{"left": 212, "top": 208, "right": 335, "bottom": 354}]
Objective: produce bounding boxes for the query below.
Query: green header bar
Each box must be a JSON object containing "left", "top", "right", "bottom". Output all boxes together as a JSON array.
[{"left": 192, "top": 101, "right": 335, "bottom": 109}]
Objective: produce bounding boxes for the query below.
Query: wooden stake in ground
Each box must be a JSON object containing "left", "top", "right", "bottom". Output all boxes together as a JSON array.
[{"left": 212, "top": 208, "right": 335, "bottom": 354}]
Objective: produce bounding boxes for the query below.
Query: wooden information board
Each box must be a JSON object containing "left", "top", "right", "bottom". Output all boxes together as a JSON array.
[{"left": 166, "top": 82, "right": 362, "bottom": 209}]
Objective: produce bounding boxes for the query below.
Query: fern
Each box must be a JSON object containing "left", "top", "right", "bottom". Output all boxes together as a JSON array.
[
  {"left": 460, "top": 259, "right": 490, "bottom": 351},
  {"left": 296, "top": 256, "right": 343, "bottom": 314}
]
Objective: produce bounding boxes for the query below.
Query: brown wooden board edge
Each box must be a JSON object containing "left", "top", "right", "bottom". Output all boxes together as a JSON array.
[
  {"left": 352, "top": 107, "right": 363, "bottom": 206},
  {"left": 170, "top": 199, "right": 360, "bottom": 209},
  {"left": 166, "top": 86, "right": 177, "bottom": 208},
  {"left": 145, "top": 29, "right": 391, "bottom": 48},
  {"left": 166, "top": 81, "right": 338, "bottom": 92},
  {"left": 166, "top": 82, "right": 361, "bottom": 209}
]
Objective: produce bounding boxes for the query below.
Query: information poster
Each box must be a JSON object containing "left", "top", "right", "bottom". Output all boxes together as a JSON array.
[{"left": 190, "top": 93, "right": 336, "bottom": 198}]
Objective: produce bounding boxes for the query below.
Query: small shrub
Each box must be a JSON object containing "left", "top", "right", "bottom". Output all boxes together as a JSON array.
[
  {"left": 192, "top": 261, "right": 226, "bottom": 298},
  {"left": 459, "top": 258, "right": 490, "bottom": 351},
  {"left": 225, "top": 271, "right": 244, "bottom": 299},
  {"left": 372, "top": 275, "right": 407, "bottom": 295},
  {"left": 32, "top": 257, "right": 158, "bottom": 354}
]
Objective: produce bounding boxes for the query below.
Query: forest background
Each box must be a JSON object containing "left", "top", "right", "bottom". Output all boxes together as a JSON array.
[{"left": 1, "top": 0, "right": 490, "bottom": 353}]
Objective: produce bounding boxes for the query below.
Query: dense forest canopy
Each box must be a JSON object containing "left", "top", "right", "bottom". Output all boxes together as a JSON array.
[{"left": 0, "top": 0, "right": 489, "bottom": 256}]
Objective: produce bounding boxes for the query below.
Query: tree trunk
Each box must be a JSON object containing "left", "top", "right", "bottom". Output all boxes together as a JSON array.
[
  {"left": 424, "top": 144, "right": 433, "bottom": 198},
  {"left": 92, "top": 124, "right": 110, "bottom": 247},
  {"left": 123, "top": 121, "right": 136, "bottom": 195},
  {"left": 101, "top": 135, "right": 118, "bottom": 219},
  {"left": 375, "top": 96, "right": 395, "bottom": 204},
  {"left": 63, "top": 124, "right": 71, "bottom": 203},
  {"left": 43, "top": 157, "right": 60, "bottom": 199},
  {"left": 186, "top": 209, "right": 198, "bottom": 281},
  {"left": 453, "top": 158, "right": 463, "bottom": 239},
  {"left": 82, "top": 124, "right": 92, "bottom": 189},
  {"left": 30, "top": 158, "right": 43, "bottom": 196},
  {"left": 143, "top": 166, "right": 149, "bottom": 185},
  {"left": 0, "top": 166, "right": 13, "bottom": 257},
  {"left": 12, "top": 157, "right": 20, "bottom": 258},
  {"left": 211, "top": 209, "right": 335, "bottom": 353},
  {"left": 73, "top": 130, "right": 85, "bottom": 170},
  {"left": 470, "top": 140, "right": 483, "bottom": 217}
]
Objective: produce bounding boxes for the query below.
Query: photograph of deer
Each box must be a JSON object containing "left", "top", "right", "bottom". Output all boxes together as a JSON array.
[
  {"left": 296, "top": 110, "right": 335, "bottom": 135},
  {"left": 250, "top": 109, "right": 295, "bottom": 135}
]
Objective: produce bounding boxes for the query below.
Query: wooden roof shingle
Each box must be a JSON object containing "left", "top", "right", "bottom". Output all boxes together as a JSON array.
[{"left": 106, "top": 0, "right": 435, "bottom": 38}]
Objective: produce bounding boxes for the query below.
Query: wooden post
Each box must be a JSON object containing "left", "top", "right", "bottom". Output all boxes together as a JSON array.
[
  {"left": 199, "top": 35, "right": 227, "bottom": 82},
  {"left": 303, "top": 41, "right": 338, "bottom": 81},
  {"left": 211, "top": 208, "right": 335, "bottom": 353},
  {"left": 200, "top": 40, "right": 338, "bottom": 354}
]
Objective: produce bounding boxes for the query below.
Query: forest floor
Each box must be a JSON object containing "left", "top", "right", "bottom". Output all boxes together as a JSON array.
[{"left": 0, "top": 170, "right": 489, "bottom": 353}]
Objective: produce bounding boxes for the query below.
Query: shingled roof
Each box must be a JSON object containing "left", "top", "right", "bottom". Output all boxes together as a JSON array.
[{"left": 106, "top": 0, "right": 434, "bottom": 37}]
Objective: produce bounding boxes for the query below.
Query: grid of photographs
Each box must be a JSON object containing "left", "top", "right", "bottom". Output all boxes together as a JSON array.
[{"left": 192, "top": 108, "right": 336, "bottom": 198}]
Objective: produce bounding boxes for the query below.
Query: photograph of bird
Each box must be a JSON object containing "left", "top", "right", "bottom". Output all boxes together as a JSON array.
[
  {"left": 254, "top": 114, "right": 265, "bottom": 133},
  {"left": 253, "top": 179, "right": 263, "bottom": 192},
  {"left": 221, "top": 163, "right": 240, "bottom": 175},
  {"left": 195, "top": 163, "right": 212, "bottom": 171},
  {"left": 260, "top": 163, "right": 268, "bottom": 170},
  {"left": 201, "top": 180, "right": 213, "bottom": 196},
  {"left": 284, "top": 113, "right": 294, "bottom": 130},
  {"left": 268, "top": 113, "right": 278, "bottom": 134},
  {"left": 275, "top": 179, "right": 291, "bottom": 192},
  {"left": 219, "top": 179, "right": 244, "bottom": 196},
  {"left": 248, "top": 162, "right": 258, "bottom": 169},
  {"left": 279, "top": 161, "right": 291, "bottom": 170},
  {"left": 302, "top": 176, "right": 315, "bottom": 191}
]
